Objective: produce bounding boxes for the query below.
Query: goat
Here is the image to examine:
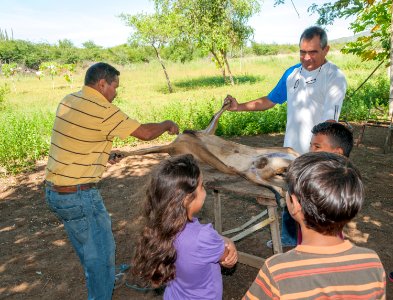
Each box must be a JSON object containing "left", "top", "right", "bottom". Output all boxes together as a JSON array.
[{"left": 128, "top": 99, "right": 299, "bottom": 194}]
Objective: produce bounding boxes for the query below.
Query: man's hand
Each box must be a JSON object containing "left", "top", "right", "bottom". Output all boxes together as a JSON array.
[
  {"left": 224, "top": 94, "right": 239, "bottom": 111},
  {"left": 108, "top": 152, "right": 124, "bottom": 165},
  {"left": 165, "top": 120, "right": 179, "bottom": 135},
  {"left": 131, "top": 121, "right": 179, "bottom": 141}
]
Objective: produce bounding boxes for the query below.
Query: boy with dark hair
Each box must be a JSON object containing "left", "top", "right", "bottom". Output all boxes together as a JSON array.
[
  {"left": 310, "top": 121, "right": 353, "bottom": 157},
  {"left": 275, "top": 121, "right": 354, "bottom": 248},
  {"left": 244, "top": 152, "right": 386, "bottom": 299}
]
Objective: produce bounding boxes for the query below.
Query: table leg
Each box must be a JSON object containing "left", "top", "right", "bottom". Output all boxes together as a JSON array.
[
  {"left": 268, "top": 206, "right": 282, "bottom": 254},
  {"left": 213, "top": 189, "right": 222, "bottom": 234}
]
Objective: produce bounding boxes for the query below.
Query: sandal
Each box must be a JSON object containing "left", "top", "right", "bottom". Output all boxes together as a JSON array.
[{"left": 115, "top": 263, "right": 130, "bottom": 273}]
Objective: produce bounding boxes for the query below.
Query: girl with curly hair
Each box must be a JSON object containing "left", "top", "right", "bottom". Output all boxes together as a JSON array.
[{"left": 132, "top": 154, "right": 237, "bottom": 299}]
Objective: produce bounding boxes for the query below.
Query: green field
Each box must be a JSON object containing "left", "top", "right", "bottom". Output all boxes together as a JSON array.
[{"left": 0, "top": 52, "right": 389, "bottom": 174}]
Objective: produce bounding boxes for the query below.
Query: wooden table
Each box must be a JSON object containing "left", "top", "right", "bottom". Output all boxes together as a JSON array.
[{"left": 203, "top": 168, "right": 284, "bottom": 269}]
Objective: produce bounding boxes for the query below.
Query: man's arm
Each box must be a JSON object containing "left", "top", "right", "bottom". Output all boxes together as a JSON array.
[
  {"left": 131, "top": 120, "right": 179, "bottom": 141},
  {"left": 225, "top": 65, "right": 297, "bottom": 113},
  {"left": 225, "top": 94, "right": 276, "bottom": 112}
]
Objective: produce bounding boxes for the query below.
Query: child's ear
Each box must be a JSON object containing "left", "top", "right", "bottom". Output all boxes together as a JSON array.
[
  {"left": 334, "top": 147, "right": 344, "bottom": 156},
  {"left": 290, "top": 194, "right": 302, "bottom": 216}
]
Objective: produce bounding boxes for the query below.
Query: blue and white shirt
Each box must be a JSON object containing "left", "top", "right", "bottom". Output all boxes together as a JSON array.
[{"left": 268, "top": 61, "right": 347, "bottom": 154}]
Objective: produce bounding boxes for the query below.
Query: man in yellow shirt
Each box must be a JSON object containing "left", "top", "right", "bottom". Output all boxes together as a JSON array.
[{"left": 45, "top": 62, "right": 179, "bottom": 299}]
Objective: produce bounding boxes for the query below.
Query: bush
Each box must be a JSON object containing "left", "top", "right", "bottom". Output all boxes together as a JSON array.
[
  {"left": 251, "top": 42, "right": 279, "bottom": 56},
  {"left": 0, "top": 111, "right": 54, "bottom": 174},
  {"left": 0, "top": 83, "right": 10, "bottom": 109},
  {"left": 342, "top": 75, "right": 389, "bottom": 121}
]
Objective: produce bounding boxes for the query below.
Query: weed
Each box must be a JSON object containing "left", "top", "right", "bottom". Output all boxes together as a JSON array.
[{"left": 0, "top": 83, "right": 10, "bottom": 110}]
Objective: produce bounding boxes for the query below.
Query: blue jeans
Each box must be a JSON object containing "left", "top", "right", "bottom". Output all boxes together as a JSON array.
[
  {"left": 281, "top": 206, "right": 298, "bottom": 246},
  {"left": 45, "top": 185, "right": 115, "bottom": 300}
]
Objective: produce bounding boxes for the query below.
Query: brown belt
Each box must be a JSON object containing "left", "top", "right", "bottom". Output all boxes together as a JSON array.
[{"left": 46, "top": 182, "right": 97, "bottom": 194}]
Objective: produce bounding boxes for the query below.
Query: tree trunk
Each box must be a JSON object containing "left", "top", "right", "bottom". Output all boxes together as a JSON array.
[
  {"left": 389, "top": 5, "right": 393, "bottom": 117},
  {"left": 221, "top": 49, "right": 234, "bottom": 86},
  {"left": 152, "top": 44, "right": 173, "bottom": 93},
  {"left": 211, "top": 50, "right": 226, "bottom": 82}
]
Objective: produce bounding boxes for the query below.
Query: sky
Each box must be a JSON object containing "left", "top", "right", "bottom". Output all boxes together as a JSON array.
[{"left": 0, "top": 0, "right": 355, "bottom": 48}]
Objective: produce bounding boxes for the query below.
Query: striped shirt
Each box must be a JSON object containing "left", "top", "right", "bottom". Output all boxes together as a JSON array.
[
  {"left": 243, "top": 240, "right": 386, "bottom": 300},
  {"left": 45, "top": 86, "right": 140, "bottom": 185}
]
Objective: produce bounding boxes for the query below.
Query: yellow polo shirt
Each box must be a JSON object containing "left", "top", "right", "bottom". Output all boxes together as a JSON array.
[{"left": 46, "top": 86, "right": 140, "bottom": 185}]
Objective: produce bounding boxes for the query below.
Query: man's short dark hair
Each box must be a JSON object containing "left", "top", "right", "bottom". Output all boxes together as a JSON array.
[
  {"left": 84, "top": 62, "right": 120, "bottom": 86},
  {"left": 300, "top": 26, "right": 328, "bottom": 49},
  {"left": 312, "top": 122, "right": 354, "bottom": 157},
  {"left": 286, "top": 152, "right": 364, "bottom": 236}
]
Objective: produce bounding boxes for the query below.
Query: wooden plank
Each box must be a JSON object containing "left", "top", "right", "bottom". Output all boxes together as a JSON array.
[
  {"left": 204, "top": 172, "right": 284, "bottom": 267},
  {"left": 213, "top": 189, "right": 222, "bottom": 234},
  {"left": 237, "top": 251, "right": 265, "bottom": 269},
  {"left": 383, "top": 126, "right": 393, "bottom": 153},
  {"left": 255, "top": 196, "right": 278, "bottom": 207},
  {"left": 229, "top": 216, "right": 274, "bottom": 242},
  {"left": 205, "top": 177, "right": 277, "bottom": 201},
  {"left": 222, "top": 210, "right": 268, "bottom": 235}
]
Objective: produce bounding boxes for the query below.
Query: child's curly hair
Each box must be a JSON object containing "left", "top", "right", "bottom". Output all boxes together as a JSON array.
[{"left": 132, "top": 154, "right": 201, "bottom": 287}]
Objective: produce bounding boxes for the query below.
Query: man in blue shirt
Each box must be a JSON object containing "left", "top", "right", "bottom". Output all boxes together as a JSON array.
[{"left": 226, "top": 26, "right": 347, "bottom": 247}]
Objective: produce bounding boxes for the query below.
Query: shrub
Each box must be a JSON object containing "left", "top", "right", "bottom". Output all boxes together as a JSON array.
[
  {"left": 342, "top": 75, "right": 389, "bottom": 121},
  {"left": 0, "top": 83, "right": 10, "bottom": 109},
  {"left": 0, "top": 111, "right": 54, "bottom": 174},
  {"left": 251, "top": 42, "right": 279, "bottom": 56}
]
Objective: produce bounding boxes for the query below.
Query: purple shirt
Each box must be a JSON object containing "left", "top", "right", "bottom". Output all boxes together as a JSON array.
[{"left": 164, "top": 218, "right": 225, "bottom": 300}]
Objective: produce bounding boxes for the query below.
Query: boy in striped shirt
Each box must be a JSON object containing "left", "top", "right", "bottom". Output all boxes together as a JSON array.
[{"left": 244, "top": 152, "right": 386, "bottom": 300}]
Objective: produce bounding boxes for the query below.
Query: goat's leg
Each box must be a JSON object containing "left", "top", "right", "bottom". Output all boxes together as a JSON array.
[
  {"left": 201, "top": 99, "right": 231, "bottom": 135},
  {"left": 126, "top": 143, "right": 173, "bottom": 156}
]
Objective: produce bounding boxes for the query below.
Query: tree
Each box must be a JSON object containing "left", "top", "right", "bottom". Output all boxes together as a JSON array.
[
  {"left": 307, "top": 0, "right": 390, "bottom": 62},
  {"left": 60, "top": 63, "right": 76, "bottom": 88},
  {"left": 56, "top": 39, "right": 80, "bottom": 64},
  {"left": 0, "top": 28, "right": 13, "bottom": 41},
  {"left": 275, "top": 0, "right": 392, "bottom": 115},
  {"left": 120, "top": 12, "right": 180, "bottom": 93},
  {"left": 39, "top": 61, "right": 61, "bottom": 89},
  {"left": 81, "top": 40, "right": 104, "bottom": 61},
  {"left": 82, "top": 40, "right": 102, "bottom": 50},
  {"left": 155, "top": 0, "right": 261, "bottom": 85},
  {"left": 307, "top": 0, "right": 391, "bottom": 115},
  {"left": 390, "top": 6, "right": 392, "bottom": 116}
]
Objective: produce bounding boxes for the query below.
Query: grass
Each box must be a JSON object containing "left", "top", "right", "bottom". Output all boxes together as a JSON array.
[{"left": 0, "top": 52, "right": 389, "bottom": 174}]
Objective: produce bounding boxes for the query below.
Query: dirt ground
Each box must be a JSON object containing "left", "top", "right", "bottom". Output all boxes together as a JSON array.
[{"left": 1, "top": 123, "right": 392, "bottom": 300}]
